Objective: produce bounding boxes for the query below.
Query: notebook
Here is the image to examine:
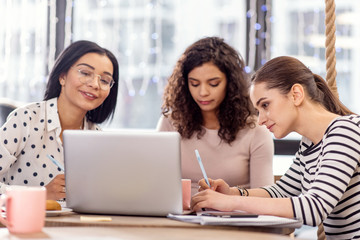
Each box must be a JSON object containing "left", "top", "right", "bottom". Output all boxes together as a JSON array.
[
  {"left": 63, "top": 129, "right": 183, "bottom": 216},
  {"left": 168, "top": 211, "right": 303, "bottom": 228}
]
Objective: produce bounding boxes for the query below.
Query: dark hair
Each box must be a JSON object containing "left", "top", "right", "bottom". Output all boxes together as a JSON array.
[
  {"left": 44, "top": 40, "right": 119, "bottom": 123},
  {"left": 161, "top": 36, "right": 255, "bottom": 143},
  {"left": 251, "top": 56, "right": 353, "bottom": 116}
]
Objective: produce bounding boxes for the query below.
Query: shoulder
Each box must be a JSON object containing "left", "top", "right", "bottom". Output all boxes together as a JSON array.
[
  {"left": 8, "top": 100, "right": 47, "bottom": 120},
  {"left": 330, "top": 115, "right": 360, "bottom": 127},
  {"left": 236, "top": 124, "right": 273, "bottom": 150},
  {"left": 326, "top": 115, "right": 360, "bottom": 136},
  {"left": 15, "top": 98, "right": 57, "bottom": 113},
  {"left": 239, "top": 123, "right": 272, "bottom": 140},
  {"left": 324, "top": 115, "right": 360, "bottom": 144},
  {"left": 156, "top": 115, "right": 176, "bottom": 131},
  {"left": 253, "top": 124, "right": 272, "bottom": 136}
]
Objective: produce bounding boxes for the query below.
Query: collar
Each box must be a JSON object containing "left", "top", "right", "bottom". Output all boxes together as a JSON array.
[{"left": 45, "top": 97, "right": 61, "bottom": 132}]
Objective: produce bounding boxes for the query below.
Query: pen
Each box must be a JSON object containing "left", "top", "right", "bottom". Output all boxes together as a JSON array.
[
  {"left": 201, "top": 213, "right": 258, "bottom": 218},
  {"left": 199, "top": 212, "right": 259, "bottom": 218},
  {"left": 47, "top": 154, "right": 65, "bottom": 172},
  {"left": 195, "top": 149, "right": 210, "bottom": 187}
]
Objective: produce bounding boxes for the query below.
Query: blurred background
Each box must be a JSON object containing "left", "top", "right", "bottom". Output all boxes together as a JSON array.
[
  {"left": 2, "top": 0, "right": 358, "bottom": 129},
  {"left": 2, "top": 1, "right": 356, "bottom": 238}
]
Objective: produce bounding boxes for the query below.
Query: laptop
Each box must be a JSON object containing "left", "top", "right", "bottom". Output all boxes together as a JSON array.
[{"left": 63, "top": 129, "right": 183, "bottom": 216}]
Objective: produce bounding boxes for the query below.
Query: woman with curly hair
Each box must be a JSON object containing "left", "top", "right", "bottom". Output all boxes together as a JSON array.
[{"left": 157, "top": 37, "right": 274, "bottom": 197}]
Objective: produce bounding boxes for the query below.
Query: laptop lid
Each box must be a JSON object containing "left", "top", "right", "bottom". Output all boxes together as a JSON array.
[{"left": 63, "top": 130, "right": 183, "bottom": 216}]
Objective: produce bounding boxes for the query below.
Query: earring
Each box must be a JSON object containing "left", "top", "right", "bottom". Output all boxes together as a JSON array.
[{"left": 60, "top": 79, "right": 65, "bottom": 85}]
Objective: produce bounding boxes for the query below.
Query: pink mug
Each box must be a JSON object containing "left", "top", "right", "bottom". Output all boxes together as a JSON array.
[
  {"left": 182, "top": 179, "right": 191, "bottom": 210},
  {"left": 0, "top": 186, "right": 46, "bottom": 234}
]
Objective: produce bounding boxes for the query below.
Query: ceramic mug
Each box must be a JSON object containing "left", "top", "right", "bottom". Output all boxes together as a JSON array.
[
  {"left": 181, "top": 179, "right": 191, "bottom": 210},
  {"left": 0, "top": 186, "right": 46, "bottom": 234}
]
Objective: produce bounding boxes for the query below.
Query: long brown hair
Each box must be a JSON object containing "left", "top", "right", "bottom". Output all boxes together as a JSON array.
[
  {"left": 161, "top": 37, "right": 256, "bottom": 143},
  {"left": 251, "top": 56, "right": 353, "bottom": 116}
]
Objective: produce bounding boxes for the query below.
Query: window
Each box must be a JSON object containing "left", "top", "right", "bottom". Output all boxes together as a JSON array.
[
  {"left": 72, "top": 0, "right": 246, "bottom": 128},
  {"left": 271, "top": 0, "right": 360, "bottom": 114},
  {"left": 0, "top": 0, "right": 48, "bottom": 103},
  {"left": 2, "top": 1, "right": 357, "bottom": 129}
]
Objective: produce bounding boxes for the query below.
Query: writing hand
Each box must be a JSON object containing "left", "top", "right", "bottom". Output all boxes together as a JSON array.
[
  {"left": 45, "top": 174, "right": 66, "bottom": 200},
  {"left": 198, "top": 178, "right": 231, "bottom": 195}
]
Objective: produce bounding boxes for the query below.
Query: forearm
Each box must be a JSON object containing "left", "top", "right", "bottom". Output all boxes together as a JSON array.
[
  {"left": 230, "top": 195, "right": 294, "bottom": 218},
  {"left": 230, "top": 187, "right": 271, "bottom": 198},
  {"left": 191, "top": 186, "right": 293, "bottom": 218},
  {"left": 248, "top": 188, "right": 271, "bottom": 197}
]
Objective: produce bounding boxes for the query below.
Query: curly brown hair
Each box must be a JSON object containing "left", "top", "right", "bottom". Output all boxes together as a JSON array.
[{"left": 161, "top": 37, "right": 256, "bottom": 144}]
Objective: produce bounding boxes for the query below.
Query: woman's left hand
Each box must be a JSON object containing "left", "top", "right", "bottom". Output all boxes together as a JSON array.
[{"left": 190, "top": 189, "right": 236, "bottom": 212}]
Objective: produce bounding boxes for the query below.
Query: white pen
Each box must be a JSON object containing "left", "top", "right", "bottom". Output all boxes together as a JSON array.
[
  {"left": 47, "top": 154, "right": 65, "bottom": 172},
  {"left": 195, "top": 149, "right": 210, "bottom": 187}
]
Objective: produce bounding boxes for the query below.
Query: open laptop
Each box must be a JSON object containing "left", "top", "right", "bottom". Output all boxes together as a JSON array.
[{"left": 63, "top": 129, "right": 183, "bottom": 216}]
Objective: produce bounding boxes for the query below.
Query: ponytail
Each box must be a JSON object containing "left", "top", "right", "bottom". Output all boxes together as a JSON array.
[
  {"left": 313, "top": 74, "right": 353, "bottom": 116},
  {"left": 251, "top": 56, "right": 354, "bottom": 117}
]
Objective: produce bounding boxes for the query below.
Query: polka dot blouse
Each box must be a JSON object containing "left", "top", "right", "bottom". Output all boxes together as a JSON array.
[{"left": 0, "top": 97, "right": 100, "bottom": 194}]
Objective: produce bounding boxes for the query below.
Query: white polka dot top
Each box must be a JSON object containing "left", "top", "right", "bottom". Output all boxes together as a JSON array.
[{"left": 0, "top": 97, "right": 100, "bottom": 194}]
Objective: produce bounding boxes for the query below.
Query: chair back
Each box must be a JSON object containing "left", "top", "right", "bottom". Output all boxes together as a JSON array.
[{"left": 0, "top": 98, "right": 20, "bottom": 126}]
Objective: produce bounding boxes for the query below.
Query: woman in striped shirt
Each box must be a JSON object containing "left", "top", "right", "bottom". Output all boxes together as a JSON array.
[{"left": 191, "top": 56, "right": 360, "bottom": 239}]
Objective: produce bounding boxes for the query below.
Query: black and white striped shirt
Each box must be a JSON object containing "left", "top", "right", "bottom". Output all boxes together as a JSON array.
[{"left": 264, "top": 115, "right": 360, "bottom": 239}]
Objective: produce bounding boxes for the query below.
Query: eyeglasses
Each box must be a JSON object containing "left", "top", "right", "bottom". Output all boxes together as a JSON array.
[{"left": 71, "top": 67, "right": 115, "bottom": 90}]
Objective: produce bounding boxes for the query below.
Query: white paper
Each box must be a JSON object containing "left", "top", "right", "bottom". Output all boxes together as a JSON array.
[{"left": 167, "top": 212, "right": 303, "bottom": 228}]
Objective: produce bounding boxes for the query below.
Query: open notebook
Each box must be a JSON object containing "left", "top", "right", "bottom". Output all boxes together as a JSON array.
[
  {"left": 63, "top": 129, "right": 183, "bottom": 216},
  {"left": 168, "top": 210, "right": 303, "bottom": 228}
]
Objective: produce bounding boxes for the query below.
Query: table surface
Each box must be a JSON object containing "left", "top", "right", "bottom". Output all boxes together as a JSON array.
[
  {"left": 44, "top": 212, "right": 295, "bottom": 235},
  {"left": 0, "top": 227, "right": 300, "bottom": 240}
]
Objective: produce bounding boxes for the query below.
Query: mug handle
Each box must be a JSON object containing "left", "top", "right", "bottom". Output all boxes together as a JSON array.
[{"left": 0, "top": 194, "right": 10, "bottom": 227}]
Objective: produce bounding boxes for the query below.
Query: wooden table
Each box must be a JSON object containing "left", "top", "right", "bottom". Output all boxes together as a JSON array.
[
  {"left": 44, "top": 212, "right": 295, "bottom": 235},
  {"left": 0, "top": 212, "right": 299, "bottom": 239},
  {"left": 0, "top": 227, "right": 298, "bottom": 240}
]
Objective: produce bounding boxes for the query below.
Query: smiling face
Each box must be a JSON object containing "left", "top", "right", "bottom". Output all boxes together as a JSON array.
[
  {"left": 188, "top": 62, "right": 227, "bottom": 116},
  {"left": 250, "top": 82, "right": 298, "bottom": 139},
  {"left": 58, "top": 52, "right": 113, "bottom": 114}
]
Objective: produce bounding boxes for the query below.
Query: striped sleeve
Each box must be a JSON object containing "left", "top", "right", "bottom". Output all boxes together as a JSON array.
[
  {"left": 263, "top": 116, "right": 360, "bottom": 239},
  {"left": 292, "top": 118, "right": 360, "bottom": 227},
  {"left": 262, "top": 140, "right": 307, "bottom": 198}
]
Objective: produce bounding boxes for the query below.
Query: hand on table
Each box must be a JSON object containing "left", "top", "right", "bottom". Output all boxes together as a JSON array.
[{"left": 191, "top": 188, "right": 236, "bottom": 212}]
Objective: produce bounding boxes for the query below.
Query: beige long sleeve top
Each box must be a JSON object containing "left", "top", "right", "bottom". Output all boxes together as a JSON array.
[{"left": 157, "top": 116, "right": 274, "bottom": 196}]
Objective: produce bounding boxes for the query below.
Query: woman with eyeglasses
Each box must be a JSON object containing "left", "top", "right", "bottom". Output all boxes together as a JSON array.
[{"left": 0, "top": 40, "right": 119, "bottom": 200}]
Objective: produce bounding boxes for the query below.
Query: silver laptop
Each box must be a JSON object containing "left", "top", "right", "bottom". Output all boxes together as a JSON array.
[{"left": 63, "top": 129, "right": 183, "bottom": 216}]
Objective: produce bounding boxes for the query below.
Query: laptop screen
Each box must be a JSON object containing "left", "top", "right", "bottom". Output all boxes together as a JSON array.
[{"left": 63, "top": 129, "right": 183, "bottom": 216}]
